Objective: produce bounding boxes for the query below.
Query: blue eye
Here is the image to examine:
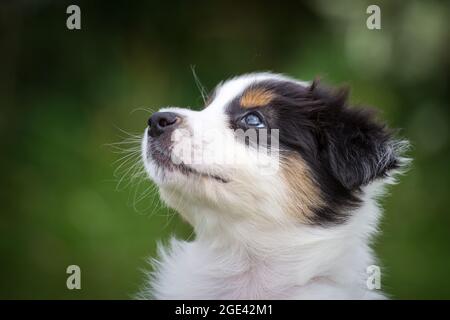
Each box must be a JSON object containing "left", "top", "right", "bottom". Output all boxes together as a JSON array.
[{"left": 243, "top": 113, "right": 265, "bottom": 128}]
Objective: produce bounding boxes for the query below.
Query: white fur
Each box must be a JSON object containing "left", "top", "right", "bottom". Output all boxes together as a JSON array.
[{"left": 138, "top": 73, "right": 396, "bottom": 300}]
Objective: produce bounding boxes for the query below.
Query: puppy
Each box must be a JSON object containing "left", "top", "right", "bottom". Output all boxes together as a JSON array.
[{"left": 138, "top": 72, "right": 408, "bottom": 299}]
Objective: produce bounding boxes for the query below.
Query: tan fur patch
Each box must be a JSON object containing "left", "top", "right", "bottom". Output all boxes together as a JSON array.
[
  {"left": 240, "top": 88, "right": 274, "bottom": 108},
  {"left": 281, "top": 153, "right": 323, "bottom": 222}
]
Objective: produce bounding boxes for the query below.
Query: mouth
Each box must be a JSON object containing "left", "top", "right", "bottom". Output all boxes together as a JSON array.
[
  {"left": 176, "top": 162, "right": 229, "bottom": 183},
  {"left": 148, "top": 143, "right": 229, "bottom": 183}
]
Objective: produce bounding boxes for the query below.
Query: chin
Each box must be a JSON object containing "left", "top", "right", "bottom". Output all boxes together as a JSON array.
[{"left": 137, "top": 72, "right": 409, "bottom": 300}]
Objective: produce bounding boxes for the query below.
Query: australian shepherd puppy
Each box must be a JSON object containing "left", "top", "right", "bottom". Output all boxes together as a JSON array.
[{"left": 138, "top": 72, "right": 409, "bottom": 299}]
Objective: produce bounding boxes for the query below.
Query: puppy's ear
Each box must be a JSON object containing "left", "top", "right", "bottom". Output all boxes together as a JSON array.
[{"left": 312, "top": 83, "right": 404, "bottom": 190}]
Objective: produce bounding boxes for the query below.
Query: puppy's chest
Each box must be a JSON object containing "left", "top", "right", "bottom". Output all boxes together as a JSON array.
[
  {"left": 152, "top": 245, "right": 296, "bottom": 299},
  {"left": 159, "top": 269, "right": 293, "bottom": 300},
  {"left": 149, "top": 240, "right": 379, "bottom": 299}
]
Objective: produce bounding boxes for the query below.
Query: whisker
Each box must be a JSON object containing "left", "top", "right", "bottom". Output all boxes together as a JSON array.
[
  {"left": 130, "top": 107, "right": 157, "bottom": 115},
  {"left": 191, "top": 65, "right": 208, "bottom": 104}
]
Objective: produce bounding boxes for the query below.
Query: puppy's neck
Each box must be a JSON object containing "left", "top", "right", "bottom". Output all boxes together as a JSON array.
[
  {"left": 148, "top": 185, "right": 384, "bottom": 299},
  {"left": 191, "top": 186, "right": 378, "bottom": 247}
]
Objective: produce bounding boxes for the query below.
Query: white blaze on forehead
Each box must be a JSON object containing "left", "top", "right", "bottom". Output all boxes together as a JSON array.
[{"left": 207, "top": 72, "right": 310, "bottom": 112}]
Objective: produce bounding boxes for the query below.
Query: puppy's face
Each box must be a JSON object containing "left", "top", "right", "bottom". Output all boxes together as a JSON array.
[{"left": 142, "top": 73, "right": 402, "bottom": 226}]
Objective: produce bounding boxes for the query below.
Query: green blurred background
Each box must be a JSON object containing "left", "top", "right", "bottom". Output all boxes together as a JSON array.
[{"left": 0, "top": 0, "right": 449, "bottom": 299}]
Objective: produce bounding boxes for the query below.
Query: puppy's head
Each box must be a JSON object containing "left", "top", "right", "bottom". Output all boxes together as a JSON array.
[{"left": 142, "top": 73, "right": 406, "bottom": 227}]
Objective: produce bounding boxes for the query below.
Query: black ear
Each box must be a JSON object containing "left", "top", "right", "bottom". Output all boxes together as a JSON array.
[{"left": 313, "top": 84, "right": 402, "bottom": 190}]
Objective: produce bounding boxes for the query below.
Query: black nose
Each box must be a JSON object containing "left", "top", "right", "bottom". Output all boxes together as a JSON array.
[{"left": 147, "top": 112, "right": 180, "bottom": 137}]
